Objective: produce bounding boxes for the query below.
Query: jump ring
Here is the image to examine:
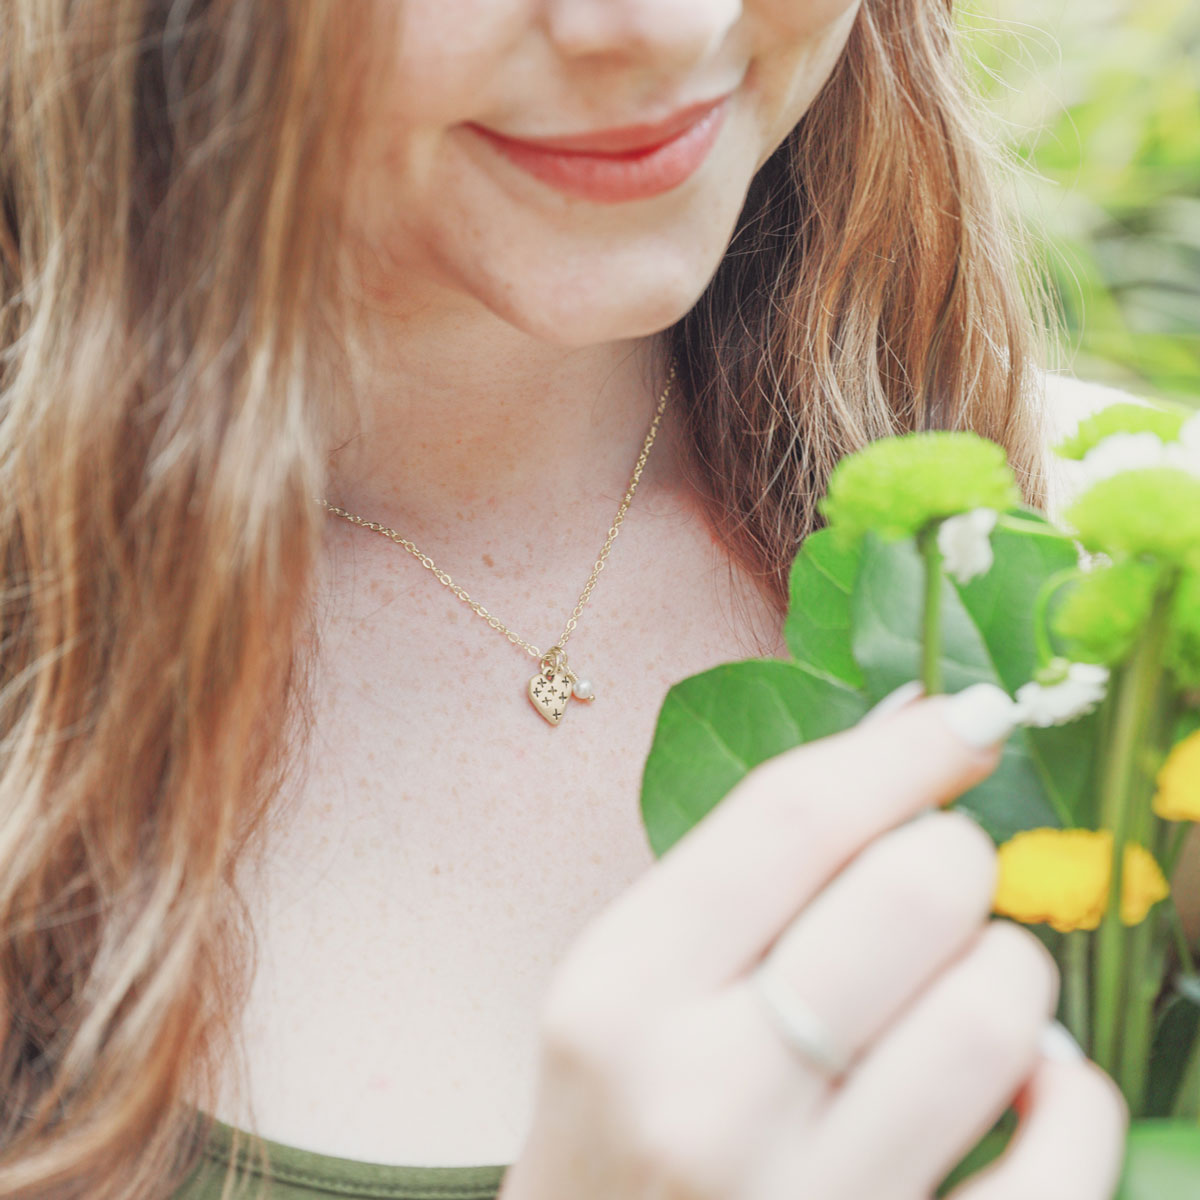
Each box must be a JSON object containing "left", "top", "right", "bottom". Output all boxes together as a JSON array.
[{"left": 749, "top": 961, "right": 853, "bottom": 1079}]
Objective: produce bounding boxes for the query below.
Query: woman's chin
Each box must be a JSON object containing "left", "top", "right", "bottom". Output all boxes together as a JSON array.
[
  {"left": 499, "top": 304, "right": 685, "bottom": 348},
  {"left": 478, "top": 268, "right": 718, "bottom": 348}
]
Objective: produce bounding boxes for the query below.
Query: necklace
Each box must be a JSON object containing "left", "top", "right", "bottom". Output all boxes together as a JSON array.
[{"left": 318, "top": 359, "right": 677, "bottom": 727}]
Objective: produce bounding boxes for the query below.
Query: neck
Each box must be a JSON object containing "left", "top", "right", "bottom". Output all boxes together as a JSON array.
[{"left": 324, "top": 299, "right": 687, "bottom": 566}]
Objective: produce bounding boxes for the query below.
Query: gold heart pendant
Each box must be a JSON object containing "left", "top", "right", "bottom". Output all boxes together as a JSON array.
[{"left": 528, "top": 670, "right": 573, "bottom": 726}]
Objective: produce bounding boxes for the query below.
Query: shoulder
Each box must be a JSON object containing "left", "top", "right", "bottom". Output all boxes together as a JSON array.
[{"left": 1035, "top": 369, "right": 1157, "bottom": 524}]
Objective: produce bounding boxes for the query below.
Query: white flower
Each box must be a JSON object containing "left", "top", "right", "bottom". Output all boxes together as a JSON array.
[
  {"left": 937, "top": 508, "right": 998, "bottom": 584},
  {"left": 1078, "top": 424, "right": 1200, "bottom": 488},
  {"left": 1078, "top": 431, "right": 1172, "bottom": 487},
  {"left": 1165, "top": 412, "right": 1200, "bottom": 475},
  {"left": 1014, "top": 662, "right": 1110, "bottom": 727},
  {"left": 1177, "top": 412, "right": 1200, "bottom": 453}
]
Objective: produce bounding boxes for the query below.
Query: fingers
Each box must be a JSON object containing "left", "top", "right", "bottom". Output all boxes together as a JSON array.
[
  {"left": 586, "top": 811, "right": 999, "bottom": 1190},
  {"left": 858, "top": 679, "right": 926, "bottom": 726},
  {"left": 548, "top": 687, "right": 1016, "bottom": 1025},
  {"left": 946, "top": 1053, "right": 1128, "bottom": 1200},
  {"left": 725, "top": 809, "right": 998, "bottom": 1106},
  {"left": 811, "top": 920, "right": 1060, "bottom": 1197}
]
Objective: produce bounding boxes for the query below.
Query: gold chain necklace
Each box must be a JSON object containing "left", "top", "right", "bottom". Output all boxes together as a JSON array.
[{"left": 317, "top": 359, "right": 677, "bottom": 727}]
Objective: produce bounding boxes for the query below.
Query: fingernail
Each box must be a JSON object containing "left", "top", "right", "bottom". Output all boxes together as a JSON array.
[
  {"left": 861, "top": 680, "right": 925, "bottom": 726},
  {"left": 1039, "top": 1019, "right": 1085, "bottom": 1062},
  {"left": 938, "top": 683, "right": 1021, "bottom": 750}
]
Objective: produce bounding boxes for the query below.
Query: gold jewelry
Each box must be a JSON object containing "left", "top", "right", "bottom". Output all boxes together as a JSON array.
[{"left": 318, "top": 359, "right": 677, "bottom": 727}]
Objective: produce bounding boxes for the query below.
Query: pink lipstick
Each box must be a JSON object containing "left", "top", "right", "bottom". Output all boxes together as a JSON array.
[{"left": 464, "top": 95, "right": 731, "bottom": 204}]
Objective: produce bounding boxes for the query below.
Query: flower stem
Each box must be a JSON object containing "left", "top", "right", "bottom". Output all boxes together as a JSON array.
[
  {"left": 1063, "top": 931, "right": 1091, "bottom": 1053},
  {"left": 1163, "top": 821, "right": 1193, "bottom": 883},
  {"left": 1092, "top": 586, "right": 1174, "bottom": 1085},
  {"left": 919, "top": 526, "right": 944, "bottom": 696},
  {"left": 1159, "top": 810, "right": 1197, "bottom": 978},
  {"left": 1118, "top": 699, "right": 1178, "bottom": 1107},
  {"left": 1167, "top": 896, "right": 1197, "bottom": 978},
  {"left": 1030, "top": 567, "right": 1086, "bottom": 669},
  {"left": 1171, "top": 1025, "right": 1200, "bottom": 1120},
  {"left": 994, "top": 514, "right": 1074, "bottom": 539},
  {"left": 1119, "top": 908, "right": 1168, "bottom": 1113}
]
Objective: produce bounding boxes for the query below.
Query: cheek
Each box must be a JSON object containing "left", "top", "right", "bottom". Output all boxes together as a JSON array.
[
  {"left": 751, "top": 0, "right": 864, "bottom": 154},
  {"left": 374, "top": 0, "right": 530, "bottom": 127},
  {"left": 349, "top": 2, "right": 534, "bottom": 226},
  {"left": 756, "top": 0, "right": 865, "bottom": 38}
]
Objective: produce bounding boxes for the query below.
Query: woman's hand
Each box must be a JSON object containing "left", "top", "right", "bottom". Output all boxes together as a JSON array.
[{"left": 499, "top": 687, "right": 1128, "bottom": 1200}]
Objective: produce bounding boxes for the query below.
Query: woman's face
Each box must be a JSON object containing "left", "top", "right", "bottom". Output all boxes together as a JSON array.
[{"left": 346, "top": 0, "right": 863, "bottom": 346}]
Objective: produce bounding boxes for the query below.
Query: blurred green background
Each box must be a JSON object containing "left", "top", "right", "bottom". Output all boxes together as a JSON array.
[{"left": 959, "top": 0, "right": 1200, "bottom": 403}]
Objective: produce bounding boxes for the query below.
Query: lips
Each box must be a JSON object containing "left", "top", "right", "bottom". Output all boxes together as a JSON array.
[
  {"left": 489, "top": 94, "right": 730, "bottom": 155},
  {"left": 463, "top": 93, "right": 733, "bottom": 204}
]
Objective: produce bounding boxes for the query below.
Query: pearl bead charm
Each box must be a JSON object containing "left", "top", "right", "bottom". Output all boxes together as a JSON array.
[{"left": 572, "top": 677, "right": 595, "bottom": 701}]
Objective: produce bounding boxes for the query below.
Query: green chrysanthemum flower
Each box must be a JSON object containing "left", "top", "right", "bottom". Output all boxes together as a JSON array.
[
  {"left": 1063, "top": 469, "right": 1200, "bottom": 567},
  {"left": 1053, "top": 401, "right": 1191, "bottom": 461},
  {"left": 1052, "top": 560, "right": 1165, "bottom": 665},
  {"left": 819, "top": 432, "right": 1021, "bottom": 544},
  {"left": 1166, "top": 569, "right": 1200, "bottom": 690}
]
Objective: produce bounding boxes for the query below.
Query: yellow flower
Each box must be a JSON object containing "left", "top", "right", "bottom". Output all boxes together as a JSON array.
[
  {"left": 1153, "top": 729, "right": 1200, "bottom": 822},
  {"left": 992, "top": 828, "right": 1169, "bottom": 933}
]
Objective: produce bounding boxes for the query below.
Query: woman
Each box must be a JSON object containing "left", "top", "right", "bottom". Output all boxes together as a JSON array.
[{"left": 0, "top": 1, "right": 1141, "bottom": 1197}]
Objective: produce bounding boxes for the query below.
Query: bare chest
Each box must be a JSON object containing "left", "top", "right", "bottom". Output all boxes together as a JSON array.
[{"left": 210, "top": 519, "right": 786, "bottom": 1166}]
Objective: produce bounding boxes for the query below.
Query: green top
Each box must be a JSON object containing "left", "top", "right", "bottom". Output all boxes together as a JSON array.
[{"left": 172, "top": 1114, "right": 510, "bottom": 1200}]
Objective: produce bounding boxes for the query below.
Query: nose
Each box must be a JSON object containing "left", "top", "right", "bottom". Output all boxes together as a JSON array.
[{"left": 544, "top": 0, "right": 743, "bottom": 67}]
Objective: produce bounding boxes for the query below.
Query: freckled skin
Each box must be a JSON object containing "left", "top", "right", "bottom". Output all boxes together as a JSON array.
[
  {"left": 216, "top": 0, "right": 865, "bottom": 1168},
  {"left": 344, "top": 0, "right": 864, "bottom": 349}
]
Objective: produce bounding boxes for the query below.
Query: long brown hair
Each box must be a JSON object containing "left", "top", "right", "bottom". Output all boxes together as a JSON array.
[{"left": 0, "top": 0, "right": 1053, "bottom": 1195}]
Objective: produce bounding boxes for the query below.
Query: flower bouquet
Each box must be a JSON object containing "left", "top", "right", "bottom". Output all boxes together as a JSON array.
[{"left": 639, "top": 402, "right": 1200, "bottom": 1197}]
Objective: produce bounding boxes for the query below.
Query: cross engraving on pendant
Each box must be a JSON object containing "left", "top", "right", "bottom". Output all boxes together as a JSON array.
[{"left": 529, "top": 662, "right": 577, "bottom": 727}]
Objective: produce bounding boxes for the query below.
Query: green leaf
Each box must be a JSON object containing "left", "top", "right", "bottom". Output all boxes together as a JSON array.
[
  {"left": 940, "top": 1119, "right": 1200, "bottom": 1199},
  {"left": 935, "top": 1107, "right": 1018, "bottom": 1196},
  {"left": 1021, "top": 716, "right": 1104, "bottom": 828},
  {"left": 640, "top": 660, "right": 869, "bottom": 858},
  {"left": 849, "top": 534, "right": 1067, "bottom": 840},
  {"left": 783, "top": 528, "right": 865, "bottom": 689},
  {"left": 1116, "top": 1121, "right": 1200, "bottom": 1200},
  {"left": 955, "top": 516, "right": 1100, "bottom": 826},
  {"left": 957, "top": 516, "right": 1081, "bottom": 691},
  {"left": 850, "top": 532, "right": 993, "bottom": 700},
  {"left": 1170, "top": 976, "right": 1200, "bottom": 1120},
  {"left": 956, "top": 734, "right": 1074, "bottom": 842},
  {"left": 1146, "top": 976, "right": 1200, "bottom": 1117},
  {"left": 1174, "top": 708, "right": 1200, "bottom": 743}
]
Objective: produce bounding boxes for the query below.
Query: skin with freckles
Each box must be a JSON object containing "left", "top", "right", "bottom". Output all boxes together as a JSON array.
[
  {"left": 343, "top": 0, "right": 863, "bottom": 345},
  {"left": 209, "top": 0, "right": 875, "bottom": 1170},
  {"left": 196, "top": 5, "right": 1166, "bottom": 1184},
  {"left": 326, "top": 0, "right": 863, "bottom": 550}
]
